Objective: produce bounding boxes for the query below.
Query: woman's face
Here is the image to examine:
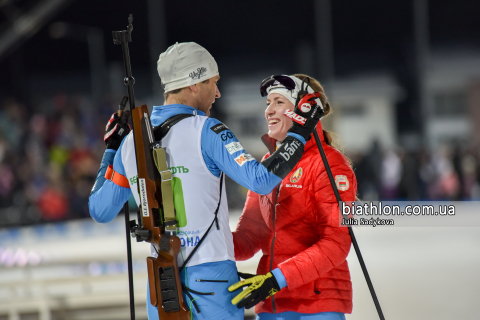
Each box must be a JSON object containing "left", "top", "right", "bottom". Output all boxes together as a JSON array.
[{"left": 265, "top": 93, "right": 294, "bottom": 142}]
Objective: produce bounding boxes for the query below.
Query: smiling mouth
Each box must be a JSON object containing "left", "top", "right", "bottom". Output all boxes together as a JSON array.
[{"left": 268, "top": 119, "right": 280, "bottom": 127}]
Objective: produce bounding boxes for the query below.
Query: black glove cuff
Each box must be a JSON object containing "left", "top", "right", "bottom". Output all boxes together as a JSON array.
[
  {"left": 288, "top": 123, "right": 313, "bottom": 141},
  {"left": 106, "top": 139, "right": 122, "bottom": 151},
  {"left": 261, "top": 136, "right": 304, "bottom": 179}
]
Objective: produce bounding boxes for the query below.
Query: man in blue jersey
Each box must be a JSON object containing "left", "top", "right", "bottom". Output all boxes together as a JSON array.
[{"left": 89, "top": 42, "right": 322, "bottom": 320}]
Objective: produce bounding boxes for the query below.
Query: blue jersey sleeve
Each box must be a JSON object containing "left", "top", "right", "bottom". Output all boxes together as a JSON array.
[
  {"left": 90, "top": 149, "right": 116, "bottom": 196},
  {"left": 88, "top": 138, "right": 132, "bottom": 223},
  {"left": 201, "top": 118, "right": 282, "bottom": 195}
]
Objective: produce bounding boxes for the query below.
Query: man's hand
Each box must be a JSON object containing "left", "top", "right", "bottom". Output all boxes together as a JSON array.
[
  {"left": 104, "top": 113, "right": 131, "bottom": 150},
  {"left": 285, "top": 92, "right": 324, "bottom": 141},
  {"left": 228, "top": 272, "right": 281, "bottom": 309}
]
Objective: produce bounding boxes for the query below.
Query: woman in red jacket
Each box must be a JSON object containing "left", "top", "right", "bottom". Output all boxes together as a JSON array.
[{"left": 229, "top": 74, "right": 357, "bottom": 320}]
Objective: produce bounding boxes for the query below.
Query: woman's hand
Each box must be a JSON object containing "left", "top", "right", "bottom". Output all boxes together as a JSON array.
[
  {"left": 285, "top": 92, "right": 324, "bottom": 141},
  {"left": 228, "top": 272, "right": 281, "bottom": 309}
]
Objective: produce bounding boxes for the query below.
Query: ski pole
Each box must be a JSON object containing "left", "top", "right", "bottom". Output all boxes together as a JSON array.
[{"left": 312, "top": 129, "right": 385, "bottom": 320}]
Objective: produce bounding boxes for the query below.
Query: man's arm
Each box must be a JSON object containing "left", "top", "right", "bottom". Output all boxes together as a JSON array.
[
  {"left": 201, "top": 118, "right": 304, "bottom": 195},
  {"left": 89, "top": 116, "right": 132, "bottom": 223}
]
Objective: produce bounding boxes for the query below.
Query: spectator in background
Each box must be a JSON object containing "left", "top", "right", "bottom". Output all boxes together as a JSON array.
[
  {"left": 432, "top": 146, "right": 460, "bottom": 200},
  {"left": 380, "top": 149, "right": 402, "bottom": 200},
  {"left": 461, "top": 149, "right": 479, "bottom": 199},
  {"left": 398, "top": 150, "right": 421, "bottom": 200},
  {"left": 0, "top": 95, "right": 102, "bottom": 226}
]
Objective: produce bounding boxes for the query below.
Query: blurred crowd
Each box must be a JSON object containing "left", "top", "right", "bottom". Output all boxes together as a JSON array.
[
  {"left": 352, "top": 140, "right": 480, "bottom": 201},
  {"left": 0, "top": 95, "right": 115, "bottom": 227},
  {"left": 1, "top": 94, "right": 479, "bottom": 227}
]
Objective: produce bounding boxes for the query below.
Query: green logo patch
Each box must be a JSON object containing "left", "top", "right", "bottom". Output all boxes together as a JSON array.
[
  {"left": 130, "top": 175, "right": 138, "bottom": 185},
  {"left": 169, "top": 166, "right": 189, "bottom": 174}
]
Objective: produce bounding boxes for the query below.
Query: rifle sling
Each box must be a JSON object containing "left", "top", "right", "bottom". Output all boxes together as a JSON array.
[
  {"left": 154, "top": 113, "right": 195, "bottom": 141},
  {"left": 152, "top": 147, "right": 176, "bottom": 232}
]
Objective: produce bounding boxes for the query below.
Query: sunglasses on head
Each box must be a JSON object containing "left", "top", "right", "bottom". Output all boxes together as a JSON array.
[{"left": 260, "top": 75, "right": 296, "bottom": 97}]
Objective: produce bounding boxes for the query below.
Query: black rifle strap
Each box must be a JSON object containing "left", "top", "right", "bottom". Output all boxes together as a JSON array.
[
  {"left": 312, "top": 130, "right": 385, "bottom": 320},
  {"left": 179, "top": 173, "right": 224, "bottom": 274},
  {"left": 154, "top": 113, "right": 194, "bottom": 141}
]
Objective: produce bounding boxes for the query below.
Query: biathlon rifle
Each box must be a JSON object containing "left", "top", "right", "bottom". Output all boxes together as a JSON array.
[{"left": 112, "top": 15, "right": 190, "bottom": 320}]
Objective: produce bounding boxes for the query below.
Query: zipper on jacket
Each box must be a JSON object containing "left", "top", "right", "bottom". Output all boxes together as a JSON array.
[{"left": 269, "top": 185, "right": 280, "bottom": 314}]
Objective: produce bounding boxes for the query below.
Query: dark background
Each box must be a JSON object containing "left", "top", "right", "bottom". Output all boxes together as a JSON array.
[{"left": 2, "top": 0, "right": 479, "bottom": 109}]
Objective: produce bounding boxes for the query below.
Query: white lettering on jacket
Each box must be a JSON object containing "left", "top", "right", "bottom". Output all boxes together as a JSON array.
[{"left": 279, "top": 140, "right": 302, "bottom": 161}]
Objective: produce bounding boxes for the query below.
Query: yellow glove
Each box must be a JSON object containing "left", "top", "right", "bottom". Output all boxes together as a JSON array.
[{"left": 228, "top": 272, "right": 280, "bottom": 309}]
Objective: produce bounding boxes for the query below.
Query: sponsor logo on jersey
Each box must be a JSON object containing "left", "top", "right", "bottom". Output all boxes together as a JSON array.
[
  {"left": 210, "top": 123, "right": 229, "bottom": 134},
  {"left": 221, "top": 131, "right": 234, "bottom": 141},
  {"left": 130, "top": 175, "right": 138, "bottom": 185},
  {"left": 284, "top": 109, "right": 306, "bottom": 125},
  {"left": 234, "top": 153, "right": 255, "bottom": 166},
  {"left": 180, "top": 236, "right": 200, "bottom": 247},
  {"left": 169, "top": 166, "right": 189, "bottom": 174},
  {"left": 335, "top": 175, "right": 349, "bottom": 191},
  {"left": 225, "top": 141, "right": 244, "bottom": 154},
  {"left": 189, "top": 67, "right": 207, "bottom": 80},
  {"left": 279, "top": 140, "right": 302, "bottom": 161},
  {"left": 290, "top": 167, "right": 303, "bottom": 183}
]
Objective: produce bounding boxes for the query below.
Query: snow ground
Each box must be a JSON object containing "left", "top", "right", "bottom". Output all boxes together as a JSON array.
[
  {"left": 0, "top": 210, "right": 478, "bottom": 319},
  {"left": 229, "top": 211, "right": 480, "bottom": 320}
]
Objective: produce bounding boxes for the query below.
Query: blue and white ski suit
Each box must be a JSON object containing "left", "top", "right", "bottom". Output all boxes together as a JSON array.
[{"left": 89, "top": 104, "right": 296, "bottom": 319}]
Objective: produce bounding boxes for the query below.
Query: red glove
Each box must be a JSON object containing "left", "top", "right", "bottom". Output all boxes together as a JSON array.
[{"left": 285, "top": 92, "right": 324, "bottom": 141}]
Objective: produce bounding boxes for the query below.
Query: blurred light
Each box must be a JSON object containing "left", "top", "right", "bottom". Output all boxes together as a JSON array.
[
  {"left": 5, "top": 251, "right": 15, "bottom": 267},
  {"left": 0, "top": 246, "right": 44, "bottom": 267},
  {"left": 14, "top": 248, "right": 28, "bottom": 267},
  {"left": 27, "top": 251, "right": 41, "bottom": 266}
]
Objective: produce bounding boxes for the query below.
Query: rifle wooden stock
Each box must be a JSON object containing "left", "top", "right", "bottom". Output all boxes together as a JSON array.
[{"left": 131, "top": 105, "right": 190, "bottom": 319}]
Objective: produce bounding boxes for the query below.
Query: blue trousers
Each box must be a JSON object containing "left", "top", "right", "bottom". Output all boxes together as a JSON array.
[{"left": 146, "top": 260, "right": 244, "bottom": 320}]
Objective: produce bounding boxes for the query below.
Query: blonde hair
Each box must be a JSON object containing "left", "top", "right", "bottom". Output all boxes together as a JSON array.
[{"left": 293, "top": 74, "right": 356, "bottom": 199}]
